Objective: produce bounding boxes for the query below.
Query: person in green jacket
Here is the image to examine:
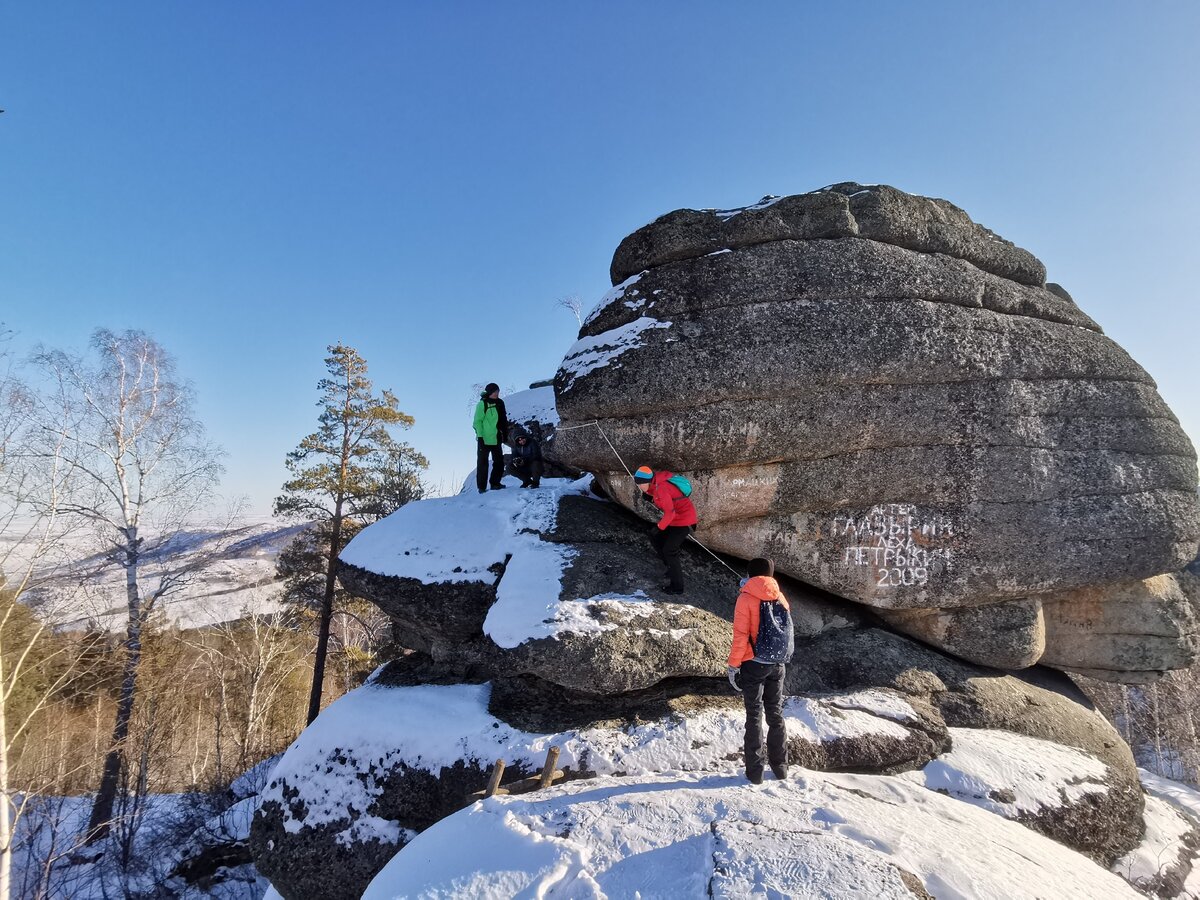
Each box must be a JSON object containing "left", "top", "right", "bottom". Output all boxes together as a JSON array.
[{"left": 473, "top": 383, "right": 509, "bottom": 493}]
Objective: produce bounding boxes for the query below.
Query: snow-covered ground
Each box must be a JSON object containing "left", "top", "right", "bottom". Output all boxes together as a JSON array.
[
  {"left": 361, "top": 768, "right": 1144, "bottom": 900},
  {"left": 901, "top": 727, "right": 1110, "bottom": 817},
  {"left": 10, "top": 789, "right": 269, "bottom": 900},
  {"left": 255, "top": 672, "right": 1200, "bottom": 898}
]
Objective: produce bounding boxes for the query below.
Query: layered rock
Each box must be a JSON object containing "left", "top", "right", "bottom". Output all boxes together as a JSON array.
[
  {"left": 554, "top": 182, "right": 1200, "bottom": 675},
  {"left": 251, "top": 457, "right": 1172, "bottom": 897},
  {"left": 337, "top": 480, "right": 860, "bottom": 694}
]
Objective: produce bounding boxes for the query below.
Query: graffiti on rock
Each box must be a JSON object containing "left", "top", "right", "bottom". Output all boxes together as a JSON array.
[{"left": 832, "top": 504, "right": 955, "bottom": 588}]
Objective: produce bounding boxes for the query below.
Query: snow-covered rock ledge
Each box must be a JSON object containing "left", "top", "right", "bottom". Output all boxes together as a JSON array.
[
  {"left": 251, "top": 677, "right": 944, "bottom": 900},
  {"left": 361, "top": 768, "right": 1146, "bottom": 900},
  {"left": 336, "top": 476, "right": 860, "bottom": 694}
]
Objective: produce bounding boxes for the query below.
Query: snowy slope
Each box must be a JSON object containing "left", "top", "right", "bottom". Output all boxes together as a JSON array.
[
  {"left": 259, "top": 679, "right": 920, "bottom": 851},
  {"left": 361, "top": 768, "right": 1142, "bottom": 900},
  {"left": 902, "top": 727, "right": 1110, "bottom": 817},
  {"left": 258, "top": 675, "right": 1200, "bottom": 898},
  {"left": 21, "top": 521, "right": 304, "bottom": 631}
]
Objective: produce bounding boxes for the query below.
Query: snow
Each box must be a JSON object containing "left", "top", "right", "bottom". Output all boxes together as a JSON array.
[
  {"left": 22, "top": 520, "right": 301, "bottom": 632},
  {"left": 231, "top": 752, "right": 283, "bottom": 799},
  {"left": 903, "top": 728, "right": 1109, "bottom": 816},
  {"left": 1133, "top": 769, "right": 1200, "bottom": 896},
  {"left": 260, "top": 679, "right": 927, "bottom": 851},
  {"left": 581, "top": 271, "right": 644, "bottom": 328},
  {"left": 1113, "top": 794, "right": 1195, "bottom": 891},
  {"left": 339, "top": 478, "right": 570, "bottom": 584},
  {"left": 11, "top": 790, "right": 269, "bottom": 900},
  {"left": 504, "top": 384, "right": 558, "bottom": 427},
  {"left": 825, "top": 689, "right": 919, "bottom": 724},
  {"left": 341, "top": 476, "right": 683, "bottom": 650},
  {"left": 1142, "top": 768, "right": 1200, "bottom": 823},
  {"left": 706, "top": 195, "right": 784, "bottom": 220},
  {"left": 362, "top": 768, "right": 1141, "bottom": 900},
  {"left": 557, "top": 315, "right": 672, "bottom": 388}
]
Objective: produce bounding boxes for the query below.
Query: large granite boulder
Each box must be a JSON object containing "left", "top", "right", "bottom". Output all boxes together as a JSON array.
[{"left": 554, "top": 182, "right": 1200, "bottom": 676}]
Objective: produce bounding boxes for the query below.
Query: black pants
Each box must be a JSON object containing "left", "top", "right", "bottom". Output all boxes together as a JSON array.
[
  {"left": 505, "top": 458, "right": 543, "bottom": 486},
  {"left": 650, "top": 524, "right": 693, "bottom": 590},
  {"left": 476, "top": 441, "right": 504, "bottom": 491},
  {"left": 740, "top": 660, "right": 787, "bottom": 777}
]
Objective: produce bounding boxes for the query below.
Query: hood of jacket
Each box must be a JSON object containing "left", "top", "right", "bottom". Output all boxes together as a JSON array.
[{"left": 740, "top": 575, "right": 787, "bottom": 605}]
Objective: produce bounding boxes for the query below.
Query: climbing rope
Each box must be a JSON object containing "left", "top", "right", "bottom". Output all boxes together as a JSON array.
[{"left": 556, "top": 419, "right": 745, "bottom": 580}]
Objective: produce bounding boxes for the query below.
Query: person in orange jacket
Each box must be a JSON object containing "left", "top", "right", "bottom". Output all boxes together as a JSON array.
[
  {"left": 727, "top": 557, "right": 794, "bottom": 784},
  {"left": 633, "top": 465, "right": 698, "bottom": 595}
]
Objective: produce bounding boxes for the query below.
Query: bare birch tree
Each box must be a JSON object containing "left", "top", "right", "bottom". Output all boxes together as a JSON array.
[
  {"left": 0, "top": 330, "right": 100, "bottom": 900},
  {"left": 28, "top": 329, "right": 223, "bottom": 843}
]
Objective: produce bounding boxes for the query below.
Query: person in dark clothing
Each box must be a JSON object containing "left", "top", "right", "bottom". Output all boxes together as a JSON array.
[
  {"left": 473, "top": 383, "right": 509, "bottom": 493},
  {"left": 505, "top": 433, "right": 543, "bottom": 488},
  {"left": 633, "top": 465, "right": 698, "bottom": 595},
  {"left": 726, "top": 557, "right": 794, "bottom": 784}
]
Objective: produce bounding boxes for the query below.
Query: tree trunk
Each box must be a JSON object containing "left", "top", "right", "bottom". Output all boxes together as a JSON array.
[
  {"left": 1, "top": 645, "right": 12, "bottom": 900},
  {"left": 86, "top": 535, "right": 142, "bottom": 844},
  {"left": 306, "top": 509, "right": 343, "bottom": 724}
]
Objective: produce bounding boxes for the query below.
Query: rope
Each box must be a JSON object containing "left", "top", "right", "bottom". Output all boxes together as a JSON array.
[
  {"left": 685, "top": 533, "right": 745, "bottom": 579},
  {"left": 557, "top": 419, "right": 744, "bottom": 580}
]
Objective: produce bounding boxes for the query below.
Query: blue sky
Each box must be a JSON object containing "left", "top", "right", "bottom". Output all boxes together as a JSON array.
[{"left": 2, "top": 2, "right": 1198, "bottom": 516}]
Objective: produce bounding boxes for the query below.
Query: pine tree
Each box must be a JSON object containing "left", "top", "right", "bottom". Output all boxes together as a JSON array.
[{"left": 274, "top": 344, "right": 426, "bottom": 724}]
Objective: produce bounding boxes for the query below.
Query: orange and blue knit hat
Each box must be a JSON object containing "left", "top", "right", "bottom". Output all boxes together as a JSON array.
[{"left": 634, "top": 466, "right": 654, "bottom": 483}]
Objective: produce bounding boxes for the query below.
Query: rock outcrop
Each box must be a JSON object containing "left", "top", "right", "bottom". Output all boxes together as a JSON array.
[
  {"left": 251, "top": 184, "right": 1200, "bottom": 900},
  {"left": 554, "top": 182, "right": 1200, "bottom": 676},
  {"left": 251, "top": 478, "right": 1158, "bottom": 898},
  {"left": 336, "top": 481, "right": 861, "bottom": 695}
]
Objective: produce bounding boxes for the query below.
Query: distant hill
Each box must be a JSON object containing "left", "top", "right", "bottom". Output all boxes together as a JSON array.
[{"left": 14, "top": 521, "right": 311, "bottom": 631}]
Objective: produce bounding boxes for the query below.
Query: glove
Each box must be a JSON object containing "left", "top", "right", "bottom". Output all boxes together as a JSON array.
[
  {"left": 477, "top": 437, "right": 484, "bottom": 449},
  {"left": 727, "top": 666, "right": 742, "bottom": 692}
]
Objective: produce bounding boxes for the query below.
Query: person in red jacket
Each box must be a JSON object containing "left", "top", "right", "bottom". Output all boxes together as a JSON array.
[
  {"left": 633, "top": 465, "right": 698, "bottom": 595},
  {"left": 727, "top": 557, "right": 794, "bottom": 784}
]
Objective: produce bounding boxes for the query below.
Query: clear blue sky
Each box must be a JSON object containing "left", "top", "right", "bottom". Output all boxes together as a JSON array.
[{"left": 3, "top": 2, "right": 1198, "bottom": 516}]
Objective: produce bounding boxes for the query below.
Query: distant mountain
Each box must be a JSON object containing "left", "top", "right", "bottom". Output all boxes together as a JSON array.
[{"left": 20, "top": 521, "right": 311, "bottom": 631}]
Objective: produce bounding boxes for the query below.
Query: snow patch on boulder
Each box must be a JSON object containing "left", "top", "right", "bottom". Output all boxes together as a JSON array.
[
  {"left": 362, "top": 769, "right": 1141, "bottom": 900},
  {"left": 904, "top": 727, "right": 1109, "bottom": 816}
]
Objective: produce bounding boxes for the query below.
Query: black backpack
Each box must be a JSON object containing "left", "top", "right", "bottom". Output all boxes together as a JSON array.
[{"left": 753, "top": 601, "right": 794, "bottom": 664}]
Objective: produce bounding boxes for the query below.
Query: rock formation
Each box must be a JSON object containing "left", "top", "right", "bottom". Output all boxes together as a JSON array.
[
  {"left": 253, "top": 475, "right": 1162, "bottom": 897},
  {"left": 250, "top": 185, "right": 1200, "bottom": 899},
  {"left": 553, "top": 182, "right": 1200, "bottom": 676}
]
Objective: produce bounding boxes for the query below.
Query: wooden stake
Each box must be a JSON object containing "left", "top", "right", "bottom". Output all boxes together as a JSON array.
[
  {"left": 484, "top": 759, "right": 505, "bottom": 798},
  {"left": 538, "top": 746, "right": 561, "bottom": 790}
]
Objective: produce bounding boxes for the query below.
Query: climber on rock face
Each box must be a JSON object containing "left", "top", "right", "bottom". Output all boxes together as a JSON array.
[
  {"left": 634, "top": 465, "right": 697, "bottom": 595},
  {"left": 727, "top": 556, "right": 794, "bottom": 785},
  {"left": 473, "top": 383, "right": 509, "bottom": 494}
]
